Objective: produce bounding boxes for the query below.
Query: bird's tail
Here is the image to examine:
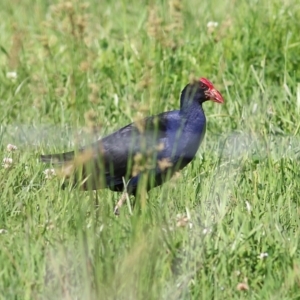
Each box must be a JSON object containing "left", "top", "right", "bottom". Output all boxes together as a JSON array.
[{"left": 40, "top": 151, "right": 75, "bottom": 165}]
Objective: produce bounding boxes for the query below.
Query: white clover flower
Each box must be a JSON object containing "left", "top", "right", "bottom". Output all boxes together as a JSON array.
[
  {"left": 0, "top": 229, "right": 8, "bottom": 234},
  {"left": 176, "top": 213, "right": 193, "bottom": 229},
  {"left": 2, "top": 157, "right": 13, "bottom": 169},
  {"left": 176, "top": 214, "right": 189, "bottom": 227},
  {"left": 6, "top": 144, "right": 18, "bottom": 152},
  {"left": 259, "top": 252, "right": 268, "bottom": 259},
  {"left": 3, "top": 157, "right": 13, "bottom": 164},
  {"left": 6, "top": 71, "right": 17, "bottom": 80},
  {"left": 43, "top": 168, "right": 56, "bottom": 179},
  {"left": 202, "top": 228, "right": 212, "bottom": 235},
  {"left": 207, "top": 21, "right": 219, "bottom": 28}
]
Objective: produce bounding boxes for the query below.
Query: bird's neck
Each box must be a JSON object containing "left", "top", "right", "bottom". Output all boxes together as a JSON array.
[
  {"left": 179, "top": 99, "right": 205, "bottom": 121},
  {"left": 171, "top": 99, "right": 206, "bottom": 165}
]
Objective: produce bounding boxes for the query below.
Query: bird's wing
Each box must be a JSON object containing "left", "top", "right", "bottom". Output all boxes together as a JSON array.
[
  {"left": 91, "top": 112, "right": 173, "bottom": 180},
  {"left": 41, "top": 111, "right": 177, "bottom": 187}
]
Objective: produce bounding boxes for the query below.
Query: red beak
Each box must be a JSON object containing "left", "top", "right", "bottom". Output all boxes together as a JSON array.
[{"left": 208, "top": 88, "right": 224, "bottom": 104}]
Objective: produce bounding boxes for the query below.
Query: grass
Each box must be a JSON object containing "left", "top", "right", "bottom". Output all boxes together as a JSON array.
[{"left": 1, "top": 0, "right": 300, "bottom": 298}]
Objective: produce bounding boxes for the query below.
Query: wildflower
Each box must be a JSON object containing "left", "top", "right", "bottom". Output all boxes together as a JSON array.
[
  {"left": 6, "top": 144, "right": 18, "bottom": 152},
  {"left": 207, "top": 21, "right": 219, "bottom": 34},
  {"left": 259, "top": 252, "right": 268, "bottom": 259},
  {"left": 176, "top": 210, "right": 193, "bottom": 228},
  {"left": 203, "top": 228, "right": 212, "bottom": 235},
  {"left": 2, "top": 157, "right": 13, "bottom": 169},
  {"left": 43, "top": 168, "right": 56, "bottom": 179},
  {"left": 176, "top": 214, "right": 189, "bottom": 227},
  {"left": 207, "top": 21, "right": 219, "bottom": 28},
  {"left": 6, "top": 71, "right": 17, "bottom": 80}
]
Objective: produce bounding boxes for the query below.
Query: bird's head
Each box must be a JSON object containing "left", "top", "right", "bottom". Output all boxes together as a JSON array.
[{"left": 180, "top": 77, "right": 224, "bottom": 109}]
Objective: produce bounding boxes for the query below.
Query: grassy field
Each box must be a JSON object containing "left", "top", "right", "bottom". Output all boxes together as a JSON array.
[{"left": 1, "top": 0, "right": 300, "bottom": 298}]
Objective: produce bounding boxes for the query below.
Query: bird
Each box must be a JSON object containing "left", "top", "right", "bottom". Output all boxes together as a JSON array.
[{"left": 41, "top": 77, "right": 224, "bottom": 214}]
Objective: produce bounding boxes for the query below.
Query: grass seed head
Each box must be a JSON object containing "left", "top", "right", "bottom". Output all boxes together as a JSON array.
[{"left": 157, "top": 158, "right": 173, "bottom": 171}]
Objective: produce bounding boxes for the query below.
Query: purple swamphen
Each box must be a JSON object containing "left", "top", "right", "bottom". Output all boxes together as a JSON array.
[{"left": 41, "top": 77, "right": 224, "bottom": 214}]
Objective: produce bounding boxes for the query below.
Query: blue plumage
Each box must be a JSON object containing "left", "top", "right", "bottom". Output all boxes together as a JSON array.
[{"left": 41, "top": 77, "right": 224, "bottom": 213}]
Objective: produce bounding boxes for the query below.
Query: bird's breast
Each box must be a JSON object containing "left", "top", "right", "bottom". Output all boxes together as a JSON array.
[
  {"left": 181, "top": 122, "right": 206, "bottom": 158},
  {"left": 165, "top": 116, "right": 206, "bottom": 163}
]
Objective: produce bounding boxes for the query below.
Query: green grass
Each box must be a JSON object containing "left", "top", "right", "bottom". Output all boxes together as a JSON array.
[{"left": 1, "top": 0, "right": 300, "bottom": 298}]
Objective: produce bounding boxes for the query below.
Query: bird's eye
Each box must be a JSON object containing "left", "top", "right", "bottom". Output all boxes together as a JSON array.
[{"left": 200, "top": 82, "right": 207, "bottom": 89}]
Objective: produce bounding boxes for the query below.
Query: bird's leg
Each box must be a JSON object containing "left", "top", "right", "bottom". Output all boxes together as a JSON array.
[{"left": 114, "top": 192, "right": 128, "bottom": 215}]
